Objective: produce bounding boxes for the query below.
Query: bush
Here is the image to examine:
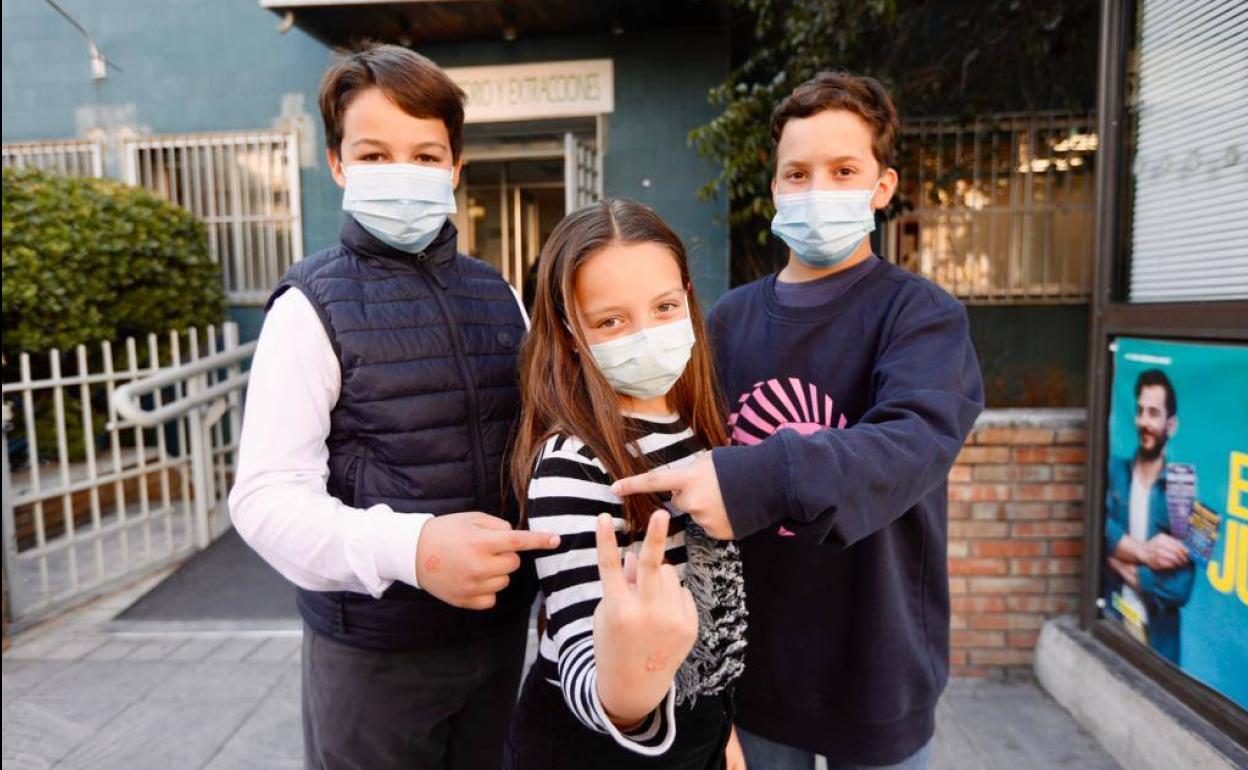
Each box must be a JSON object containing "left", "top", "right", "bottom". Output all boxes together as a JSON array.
[{"left": 2, "top": 167, "right": 224, "bottom": 362}]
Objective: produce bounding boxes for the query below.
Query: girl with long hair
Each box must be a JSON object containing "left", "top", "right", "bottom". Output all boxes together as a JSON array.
[{"left": 503, "top": 199, "right": 747, "bottom": 769}]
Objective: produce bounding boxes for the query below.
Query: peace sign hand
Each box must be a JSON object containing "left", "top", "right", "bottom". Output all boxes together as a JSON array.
[{"left": 592, "top": 510, "right": 698, "bottom": 728}]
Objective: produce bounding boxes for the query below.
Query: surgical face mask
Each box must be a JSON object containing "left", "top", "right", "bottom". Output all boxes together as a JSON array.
[
  {"left": 587, "top": 313, "right": 696, "bottom": 400},
  {"left": 771, "top": 185, "right": 877, "bottom": 268},
  {"left": 342, "top": 163, "right": 457, "bottom": 254}
]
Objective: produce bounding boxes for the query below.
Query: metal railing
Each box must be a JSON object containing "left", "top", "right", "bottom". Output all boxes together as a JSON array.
[
  {"left": 886, "top": 111, "right": 1098, "bottom": 304},
  {"left": 2, "top": 138, "right": 104, "bottom": 178},
  {"left": 1, "top": 323, "right": 251, "bottom": 626}
]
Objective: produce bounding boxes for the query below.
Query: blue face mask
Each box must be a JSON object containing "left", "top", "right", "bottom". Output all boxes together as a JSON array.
[
  {"left": 587, "top": 313, "right": 696, "bottom": 401},
  {"left": 342, "top": 163, "right": 457, "bottom": 254},
  {"left": 771, "top": 187, "right": 877, "bottom": 268}
]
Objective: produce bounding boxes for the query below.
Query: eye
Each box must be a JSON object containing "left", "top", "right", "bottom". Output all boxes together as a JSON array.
[
  {"left": 657, "top": 301, "right": 680, "bottom": 313},
  {"left": 597, "top": 317, "right": 622, "bottom": 329},
  {"left": 360, "top": 153, "right": 385, "bottom": 162},
  {"left": 836, "top": 167, "right": 856, "bottom": 177},
  {"left": 787, "top": 170, "right": 806, "bottom": 181},
  {"left": 417, "top": 154, "right": 439, "bottom": 164}
]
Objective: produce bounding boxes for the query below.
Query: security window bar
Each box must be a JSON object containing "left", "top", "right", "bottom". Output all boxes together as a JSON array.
[
  {"left": 888, "top": 112, "right": 1098, "bottom": 304},
  {"left": 123, "top": 131, "right": 303, "bottom": 305}
]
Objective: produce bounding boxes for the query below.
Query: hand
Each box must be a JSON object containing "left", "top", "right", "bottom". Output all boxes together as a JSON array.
[
  {"left": 415, "top": 512, "right": 559, "bottom": 610},
  {"left": 725, "top": 725, "right": 748, "bottom": 770},
  {"left": 1143, "top": 533, "right": 1190, "bottom": 571},
  {"left": 1108, "top": 555, "right": 1140, "bottom": 590},
  {"left": 593, "top": 510, "right": 699, "bottom": 727},
  {"left": 612, "top": 454, "right": 734, "bottom": 539}
]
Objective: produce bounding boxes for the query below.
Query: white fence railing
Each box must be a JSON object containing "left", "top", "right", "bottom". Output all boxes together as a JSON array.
[
  {"left": 1, "top": 322, "right": 251, "bottom": 626},
  {"left": 2, "top": 138, "right": 105, "bottom": 178}
]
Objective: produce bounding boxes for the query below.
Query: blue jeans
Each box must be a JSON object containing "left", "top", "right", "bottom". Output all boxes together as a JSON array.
[{"left": 737, "top": 727, "right": 933, "bottom": 770}]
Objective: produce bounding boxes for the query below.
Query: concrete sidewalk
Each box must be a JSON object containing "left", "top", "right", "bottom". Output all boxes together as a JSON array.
[{"left": 2, "top": 571, "right": 1122, "bottom": 770}]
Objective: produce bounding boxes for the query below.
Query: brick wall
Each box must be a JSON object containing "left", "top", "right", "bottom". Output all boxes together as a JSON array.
[{"left": 947, "top": 409, "right": 1087, "bottom": 677}]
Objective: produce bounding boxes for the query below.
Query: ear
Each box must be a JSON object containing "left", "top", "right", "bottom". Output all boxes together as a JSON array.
[
  {"left": 1167, "top": 415, "right": 1178, "bottom": 438},
  {"left": 328, "top": 148, "right": 346, "bottom": 189},
  {"left": 872, "top": 167, "right": 899, "bottom": 210},
  {"left": 451, "top": 157, "right": 464, "bottom": 189},
  {"left": 770, "top": 175, "right": 778, "bottom": 205}
]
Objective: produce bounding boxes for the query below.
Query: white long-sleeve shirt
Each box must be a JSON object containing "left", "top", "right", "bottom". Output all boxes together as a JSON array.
[{"left": 228, "top": 284, "right": 528, "bottom": 598}]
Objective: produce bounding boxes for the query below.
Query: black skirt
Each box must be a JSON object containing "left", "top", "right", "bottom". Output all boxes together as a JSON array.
[{"left": 504, "top": 667, "right": 732, "bottom": 770}]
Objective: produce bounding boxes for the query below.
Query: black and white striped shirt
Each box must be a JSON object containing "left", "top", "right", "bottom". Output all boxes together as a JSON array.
[{"left": 524, "top": 413, "right": 746, "bottom": 756}]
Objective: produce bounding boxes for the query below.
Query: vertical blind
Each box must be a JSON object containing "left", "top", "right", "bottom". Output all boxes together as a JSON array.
[{"left": 1129, "top": 0, "right": 1248, "bottom": 302}]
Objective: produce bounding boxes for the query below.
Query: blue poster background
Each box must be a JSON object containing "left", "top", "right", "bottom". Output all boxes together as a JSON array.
[{"left": 1106, "top": 337, "right": 1248, "bottom": 710}]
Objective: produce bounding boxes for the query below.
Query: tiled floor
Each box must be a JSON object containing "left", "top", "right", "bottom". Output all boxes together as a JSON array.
[{"left": 2, "top": 570, "right": 1122, "bottom": 770}]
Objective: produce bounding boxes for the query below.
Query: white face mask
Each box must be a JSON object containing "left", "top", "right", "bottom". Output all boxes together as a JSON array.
[
  {"left": 587, "top": 314, "right": 696, "bottom": 400},
  {"left": 342, "top": 163, "right": 457, "bottom": 254},
  {"left": 771, "top": 186, "right": 877, "bottom": 268}
]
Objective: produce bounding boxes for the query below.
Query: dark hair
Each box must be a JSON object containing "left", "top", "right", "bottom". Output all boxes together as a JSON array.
[
  {"left": 511, "top": 198, "right": 729, "bottom": 533},
  {"left": 318, "top": 43, "right": 465, "bottom": 160},
  {"left": 1135, "top": 369, "right": 1177, "bottom": 416},
  {"left": 771, "top": 71, "right": 900, "bottom": 169}
]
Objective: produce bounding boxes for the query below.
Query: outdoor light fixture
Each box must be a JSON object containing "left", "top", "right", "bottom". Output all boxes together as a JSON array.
[{"left": 42, "top": 0, "right": 113, "bottom": 82}]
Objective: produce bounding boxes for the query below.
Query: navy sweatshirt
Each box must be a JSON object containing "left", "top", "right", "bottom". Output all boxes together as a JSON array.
[{"left": 707, "top": 258, "right": 984, "bottom": 765}]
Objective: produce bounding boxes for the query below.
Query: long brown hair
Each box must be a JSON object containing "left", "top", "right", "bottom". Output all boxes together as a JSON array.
[{"left": 510, "top": 198, "right": 728, "bottom": 533}]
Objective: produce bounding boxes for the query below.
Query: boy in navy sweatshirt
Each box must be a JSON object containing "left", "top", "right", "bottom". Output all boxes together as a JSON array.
[{"left": 613, "top": 72, "right": 984, "bottom": 768}]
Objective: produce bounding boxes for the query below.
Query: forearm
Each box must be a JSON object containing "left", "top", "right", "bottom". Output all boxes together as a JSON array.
[
  {"left": 1112, "top": 535, "right": 1147, "bottom": 564},
  {"left": 229, "top": 479, "right": 428, "bottom": 596}
]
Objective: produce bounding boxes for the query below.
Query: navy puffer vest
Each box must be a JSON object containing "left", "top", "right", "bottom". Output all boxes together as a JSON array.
[{"left": 268, "top": 216, "right": 534, "bottom": 651}]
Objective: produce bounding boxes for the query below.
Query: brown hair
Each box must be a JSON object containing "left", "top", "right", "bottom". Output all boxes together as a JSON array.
[
  {"left": 317, "top": 43, "right": 465, "bottom": 160},
  {"left": 510, "top": 199, "right": 729, "bottom": 533},
  {"left": 771, "top": 71, "right": 900, "bottom": 169}
]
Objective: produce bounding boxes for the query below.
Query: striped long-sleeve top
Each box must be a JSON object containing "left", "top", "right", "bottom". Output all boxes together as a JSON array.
[{"left": 523, "top": 413, "right": 747, "bottom": 757}]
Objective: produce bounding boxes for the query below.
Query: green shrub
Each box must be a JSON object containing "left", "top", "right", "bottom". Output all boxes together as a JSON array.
[{"left": 2, "top": 167, "right": 224, "bottom": 362}]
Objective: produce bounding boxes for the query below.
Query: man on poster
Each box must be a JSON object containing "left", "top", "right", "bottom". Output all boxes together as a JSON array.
[{"left": 1104, "top": 369, "right": 1195, "bottom": 665}]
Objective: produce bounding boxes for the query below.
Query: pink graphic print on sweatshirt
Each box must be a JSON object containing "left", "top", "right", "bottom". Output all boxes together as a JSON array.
[{"left": 728, "top": 377, "right": 847, "bottom": 537}]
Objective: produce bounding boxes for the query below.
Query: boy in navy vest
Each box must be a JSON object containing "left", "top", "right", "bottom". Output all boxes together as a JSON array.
[
  {"left": 229, "top": 44, "right": 559, "bottom": 770},
  {"left": 614, "top": 73, "right": 984, "bottom": 769}
]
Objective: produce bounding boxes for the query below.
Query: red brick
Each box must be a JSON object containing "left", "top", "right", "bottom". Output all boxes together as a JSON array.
[
  {"left": 1004, "top": 502, "right": 1055, "bottom": 520},
  {"left": 953, "top": 664, "right": 996, "bottom": 678},
  {"left": 1049, "top": 576, "right": 1082, "bottom": 594},
  {"left": 1012, "top": 483, "right": 1084, "bottom": 502},
  {"left": 948, "top": 501, "right": 972, "bottom": 520},
  {"left": 1050, "top": 502, "right": 1086, "bottom": 520},
  {"left": 950, "top": 557, "right": 1008, "bottom": 576},
  {"left": 957, "top": 446, "right": 1012, "bottom": 464},
  {"left": 977, "top": 427, "right": 1056, "bottom": 445},
  {"left": 1051, "top": 539, "right": 1084, "bottom": 557},
  {"left": 952, "top": 630, "right": 1006, "bottom": 648},
  {"left": 969, "top": 576, "right": 1047, "bottom": 595},
  {"left": 1008, "top": 630, "right": 1041, "bottom": 649},
  {"left": 1021, "top": 465, "right": 1054, "bottom": 482},
  {"left": 1012, "top": 521, "right": 1083, "bottom": 538},
  {"left": 1006, "top": 595, "right": 1079, "bottom": 613},
  {"left": 949, "top": 520, "right": 1009, "bottom": 539},
  {"left": 972, "top": 613, "right": 1045, "bottom": 631},
  {"left": 949, "top": 649, "right": 968, "bottom": 666},
  {"left": 1053, "top": 464, "right": 1086, "bottom": 482},
  {"left": 969, "top": 648, "right": 1034, "bottom": 666},
  {"left": 1055, "top": 428, "right": 1087, "bottom": 445},
  {"left": 952, "top": 595, "right": 1008, "bottom": 613},
  {"left": 947, "top": 540, "right": 969, "bottom": 557},
  {"left": 973, "top": 465, "right": 1022, "bottom": 482},
  {"left": 1015, "top": 446, "right": 1087, "bottom": 464},
  {"left": 948, "top": 577, "right": 969, "bottom": 595},
  {"left": 1010, "top": 557, "right": 1081, "bottom": 576},
  {"left": 972, "top": 540, "right": 1047, "bottom": 557},
  {"left": 972, "top": 502, "right": 1005, "bottom": 520},
  {"left": 949, "top": 484, "right": 1012, "bottom": 502},
  {"left": 950, "top": 612, "right": 969, "bottom": 630},
  {"left": 948, "top": 464, "right": 972, "bottom": 483}
]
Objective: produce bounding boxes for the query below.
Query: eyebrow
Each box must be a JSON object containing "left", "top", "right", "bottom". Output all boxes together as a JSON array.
[
  {"left": 781, "top": 154, "right": 864, "bottom": 167},
  {"left": 349, "top": 138, "right": 448, "bottom": 152},
  {"left": 583, "top": 287, "right": 683, "bottom": 317}
]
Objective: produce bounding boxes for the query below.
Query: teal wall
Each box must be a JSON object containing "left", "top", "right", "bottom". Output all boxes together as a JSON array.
[
  {"left": 968, "top": 304, "right": 1089, "bottom": 408},
  {"left": 4, "top": 3, "right": 730, "bottom": 341},
  {"left": 404, "top": 27, "right": 731, "bottom": 304}
]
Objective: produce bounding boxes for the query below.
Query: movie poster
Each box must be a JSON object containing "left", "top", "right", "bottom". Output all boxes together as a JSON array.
[{"left": 1102, "top": 337, "right": 1248, "bottom": 710}]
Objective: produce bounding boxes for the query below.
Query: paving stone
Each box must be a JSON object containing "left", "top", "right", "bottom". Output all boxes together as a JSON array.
[
  {"left": 206, "top": 637, "right": 265, "bottom": 662},
  {"left": 82, "top": 639, "right": 146, "bottom": 661},
  {"left": 38, "top": 635, "right": 109, "bottom": 661},
  {"left": 203, "top": 690, "right": 303, "bottom": 770},
  {"left": 1, "top": 660, "right": 76, "bottom": 699},
  {"left": 163, "top": 635, "right": 227, "bottom": 661},
  {"left": 125, "top": 638, "right": 190, "bottom": 661},
  {"left": 245, "top": 636, "right": 300, "bottom": 663},
  {"left": 57, "top": 695, "right": 257, "bottom": 770},
  {"left": 2, "top": 693, "right": 133, "bottom": 765},
  {"left": 147, "top": 661, "right": 286, "bottom": 701},
  {"left": 27, "top": 659, "right": 176, "bottom": 702}
]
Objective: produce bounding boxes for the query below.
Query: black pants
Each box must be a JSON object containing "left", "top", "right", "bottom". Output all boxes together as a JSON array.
[
  {"left": 301, "top": 618, "right": 528, "bottom": 770},
  {"left": 504, "top": 667, "right": 732, "bottom": 770}
]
